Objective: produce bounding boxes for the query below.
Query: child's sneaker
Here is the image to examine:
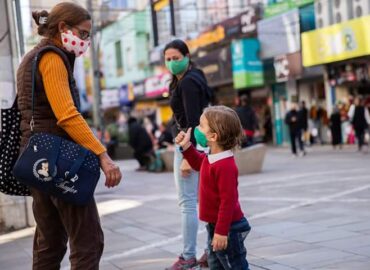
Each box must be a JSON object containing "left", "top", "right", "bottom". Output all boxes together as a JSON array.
[
  {"left": 197, "top": 250, "right": 208, "bottom": 268},
  {"left": 165, "top": 255, "right": 197, "bottom": 270}
]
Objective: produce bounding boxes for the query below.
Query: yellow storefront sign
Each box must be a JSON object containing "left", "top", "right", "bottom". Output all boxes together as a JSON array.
[
  {"left": 302, "top": 15, "right": 370, "bottom": 67},
  {"left": 186, "top": 25, "right": 225, "bottom": 51},
  {"left": 153, "top": 0, "right": 169, "bottom": 11}
]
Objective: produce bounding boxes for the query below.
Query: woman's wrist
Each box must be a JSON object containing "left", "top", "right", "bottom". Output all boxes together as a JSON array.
[{"left": 99, "top": 151, "right": 108, "bottom": 160}]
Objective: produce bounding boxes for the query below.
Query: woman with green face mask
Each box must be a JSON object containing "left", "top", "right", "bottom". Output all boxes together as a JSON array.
[{"left": 164, "top": 39, "right": 212, "bottom": 270}]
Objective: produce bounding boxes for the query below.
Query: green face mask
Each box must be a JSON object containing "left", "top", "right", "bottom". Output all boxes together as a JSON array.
[
  {"left": 165, "top": 57, "right": 189, "bottom": 75},
  {"left": 194, "top": 126, "right": 208, "bottom": 148}
]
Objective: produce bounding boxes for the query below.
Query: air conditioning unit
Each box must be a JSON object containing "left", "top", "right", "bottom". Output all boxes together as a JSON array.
[
  {"left": 315, "top": 0, "right": 332, "bottom": 28},
  {"left": 331, "top": 0, "right": 353, "bottom": 24},
  {"left": 352, "top": 0, "right": 370, "bottom": 18}
]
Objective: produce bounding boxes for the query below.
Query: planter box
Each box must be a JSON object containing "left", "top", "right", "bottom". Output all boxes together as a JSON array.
[{"left": 235, "top": 144, "right": 267, "bottom": 175}]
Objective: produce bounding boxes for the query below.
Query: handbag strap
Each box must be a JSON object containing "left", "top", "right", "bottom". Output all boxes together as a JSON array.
[
  {"left": 66, "top": 148, "right": 89, "bottom": 180},
  {"left": 48, "top": 135, "right": 62, "bottom": 177},
  {"left": 30, "top": 46, "right": 80, "bottom": 132}
]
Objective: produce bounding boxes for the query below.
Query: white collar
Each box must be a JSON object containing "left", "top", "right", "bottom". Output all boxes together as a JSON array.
[{"left": 208, "top": 150, "right": 233, "bottom": 164}]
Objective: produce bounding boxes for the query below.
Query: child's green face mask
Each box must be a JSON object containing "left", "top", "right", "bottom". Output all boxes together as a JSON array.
[
  {"left": 194, "top": 126, "right": 208, "bottom": 148},
  {"left": 165, "top": 57, "right": 189, "bottom": 75}
]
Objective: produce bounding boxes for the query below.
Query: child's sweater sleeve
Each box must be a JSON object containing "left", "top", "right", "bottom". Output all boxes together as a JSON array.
[
  {"left": 214, "top": 161, "right": 238, "bottom": 236},
  {"left": 182, "top": 144, "right": 206, "bottom": 171}
]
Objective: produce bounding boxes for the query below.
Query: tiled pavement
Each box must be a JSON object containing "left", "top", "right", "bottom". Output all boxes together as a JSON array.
[{"left": 0, "top": 145, "right": 369, "bottom": 270}]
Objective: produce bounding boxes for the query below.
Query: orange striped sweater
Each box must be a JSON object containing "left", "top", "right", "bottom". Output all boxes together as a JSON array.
[{"left": 39, "top": 51, "right": 106, "bottom": 155}]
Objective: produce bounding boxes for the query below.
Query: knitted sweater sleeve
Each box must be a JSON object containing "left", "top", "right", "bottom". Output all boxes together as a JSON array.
[{"left": 39, "top": 52, "right": 106, "bottom": 155}]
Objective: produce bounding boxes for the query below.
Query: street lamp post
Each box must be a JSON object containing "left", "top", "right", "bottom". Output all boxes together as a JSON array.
[{"left": 87, "top": 0, "right": 102, "bottom": 129}]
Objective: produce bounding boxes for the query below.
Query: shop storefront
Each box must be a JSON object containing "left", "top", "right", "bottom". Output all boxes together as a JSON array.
[
  {"left": 302, "top": 15, "right": 370, "bottom": 107},
  {"left": 256, "top": 2, "right": 321, "bottom": 145},
  {"left": 258, "top": 9, "right": 302, "bottom": 145},
  {"left": 132, "top": 72, "right": 173, "bottom": 124},
  {"left": 230, "top": 38, "right": 272, "bottom": 141},
  {"left": 190, "top": 7, "right": 261, "bottom": 106},
  {"left": 193, "top": 45, "right": 234, "bottom": 106}
]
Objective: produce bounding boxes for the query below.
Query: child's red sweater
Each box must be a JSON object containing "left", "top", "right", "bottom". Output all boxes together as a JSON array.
[{"left": 182, "top": 145, "right": 244, "bottom": 236}]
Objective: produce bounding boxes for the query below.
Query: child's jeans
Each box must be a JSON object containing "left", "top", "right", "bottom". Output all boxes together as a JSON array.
[{"left": 206, "top": 217, "right": 251, "bottom": 270}]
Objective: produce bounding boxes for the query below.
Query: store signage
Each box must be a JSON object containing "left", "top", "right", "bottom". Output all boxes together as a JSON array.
[
  {"left": 302, "top": 15, "right": 370, "bottom": 67},
  {"left": 231, "top": 38, "right": 264, "bottom": 89},
  {"left": 187, "top": 7, "right": 259, "bottom": 52},
  {"left": 101, "top": 89, "right": 119, "bottom": 110},
  {"left": 222, "top": 7, "right": 259, "bottom": 38},
  {"left": 133, "top": 81, "right": 145, "bottom": 97},
  {"left": 153, "top": 0, "right": 169, "bottom": 11},
  {"left": 274, "top": 55, "right": 290, "bottom": 82},
  {"left": 119, "top": 85, "right": 132, "bottom": 107},
  {"left": 257, "top": 9, "right": 300, "bottom": 59},
  {"left": 193, "top": 46, "right": 233, "bottom": 87},
  {"left": 264, "top": 0, "right": 314, "bottom": 18},
  {"left": 275, "top": 53, "right": 303, "bottom": 82},
  {"left": 264, "top": 52, "right": 303, "bottom": 84},
  {"left": 187, "top": 26, "right": 225, "bottom": 52},
  {"left": 144, "top": 73, "right": 172, "bottom": 98}
]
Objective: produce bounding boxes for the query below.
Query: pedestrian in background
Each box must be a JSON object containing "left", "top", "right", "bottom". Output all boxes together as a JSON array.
[
  {"left": 348, "top": 96, "right": 370, "bottom": 152},
  {"left": 17, "top": 3, "right": 122, "bottom": 269},
  {"left": 127, "top": 117, "right": 155, "bottom": 171},
  {"left": 298, "top": 101, "right": 309, "bottom": 145},
  {"left": 175, "top": 106, "right": 251, "bottom": 270},
  {"left": 285, "top": 103, "right": 306, "bottom": 157},
  {"left": 235, "top": 95, "right": 259, "bottom": 148},
  {"left": 329, "top": 105, "right": 343, "bottom": 149},
  {"left": 164, "top": 39, "right": 211, "bottom": 270},
  {"left": 157, "top": 121, "right": 174, "bottom": 150}
]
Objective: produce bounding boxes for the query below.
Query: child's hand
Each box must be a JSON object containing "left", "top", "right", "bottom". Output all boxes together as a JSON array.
[
  {"left": 175, "top": 128, "right": 192, "bottom": 150},
  {"left": 212, "top": 233, "right": 228, "bottom": 251}
]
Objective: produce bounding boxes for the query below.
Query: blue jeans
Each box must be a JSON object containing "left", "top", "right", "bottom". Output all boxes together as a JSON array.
[
  {"left": 206, "top": 217, "right": 251, "bottom": 270},
  {"left": 174, "top": 146, "right": 199, "bottom": 260}
]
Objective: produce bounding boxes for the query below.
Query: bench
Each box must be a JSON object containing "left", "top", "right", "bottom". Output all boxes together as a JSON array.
[{"left": 234, "top": 144, "right": 267, "bottom": 175}]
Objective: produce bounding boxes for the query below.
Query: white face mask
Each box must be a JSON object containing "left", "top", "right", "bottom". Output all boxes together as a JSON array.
[{"left": 61, "top": 30, "right": 90, "bottom": 57}]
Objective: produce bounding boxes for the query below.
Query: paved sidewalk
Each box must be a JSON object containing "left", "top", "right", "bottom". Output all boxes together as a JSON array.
[{"left": 0, "top": 145, "right": 370, "bottom": 269}]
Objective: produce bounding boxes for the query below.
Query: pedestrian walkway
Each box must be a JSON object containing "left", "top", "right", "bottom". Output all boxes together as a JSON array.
[{"left": 0, "top": 145, "right": 369, "bottom": 269}]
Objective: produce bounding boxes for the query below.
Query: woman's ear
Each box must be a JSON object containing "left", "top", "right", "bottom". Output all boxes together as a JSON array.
[{"left": 58, "top": 21, "right": 67, "bottom": 33}]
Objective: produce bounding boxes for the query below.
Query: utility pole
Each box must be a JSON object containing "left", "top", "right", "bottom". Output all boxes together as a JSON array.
[
  {"left": 150, "top": 0, "right": 159, "bottom": 46},
  {"left": 13, "top": 0, "right": 24, "bottom": 56},
  {"left": 87, "top": 0, "right": 102, "bottom": 128},
  {"left": 169, "top": 0, "right": 176, "bottom": 37}
]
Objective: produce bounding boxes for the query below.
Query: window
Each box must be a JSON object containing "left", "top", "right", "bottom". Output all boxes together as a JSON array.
[{"left": 115, "top": 41, "right": 123, "bottom": 76}]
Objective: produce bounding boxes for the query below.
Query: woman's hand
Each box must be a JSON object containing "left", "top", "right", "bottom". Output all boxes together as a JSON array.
[
  {"left": 99, "top": 152, "right": 122, "bottom": 188},
  {"left": 212, "top": 233, "right": 228, "bottom": 251},
  {"left": 180, "top": 159, "right": 192, "bottom": 178},
  {"left": 175, "top": 128, "right": 192, "bottom": 150}
]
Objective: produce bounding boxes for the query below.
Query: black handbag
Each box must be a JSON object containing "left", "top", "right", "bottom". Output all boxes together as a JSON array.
[
  {"left": 12, "top": 46, "right": 101, "bottom": 205},
  {"left": 0, "top": 99, "right": 31, "bottom": 196}
]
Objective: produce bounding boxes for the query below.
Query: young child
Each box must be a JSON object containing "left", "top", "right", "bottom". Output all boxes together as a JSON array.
[{"left": 175, "top": 105, "right": 251, "bottom": 270}]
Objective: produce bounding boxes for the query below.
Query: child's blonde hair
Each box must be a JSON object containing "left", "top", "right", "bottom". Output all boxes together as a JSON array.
[{"left": 203, "top": 105, "right": 243, "bottom": 150}]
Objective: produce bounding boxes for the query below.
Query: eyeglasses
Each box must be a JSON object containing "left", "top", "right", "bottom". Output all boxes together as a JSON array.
[{"left": 68, "top": 25, "right": 91, "bottom": 40}]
